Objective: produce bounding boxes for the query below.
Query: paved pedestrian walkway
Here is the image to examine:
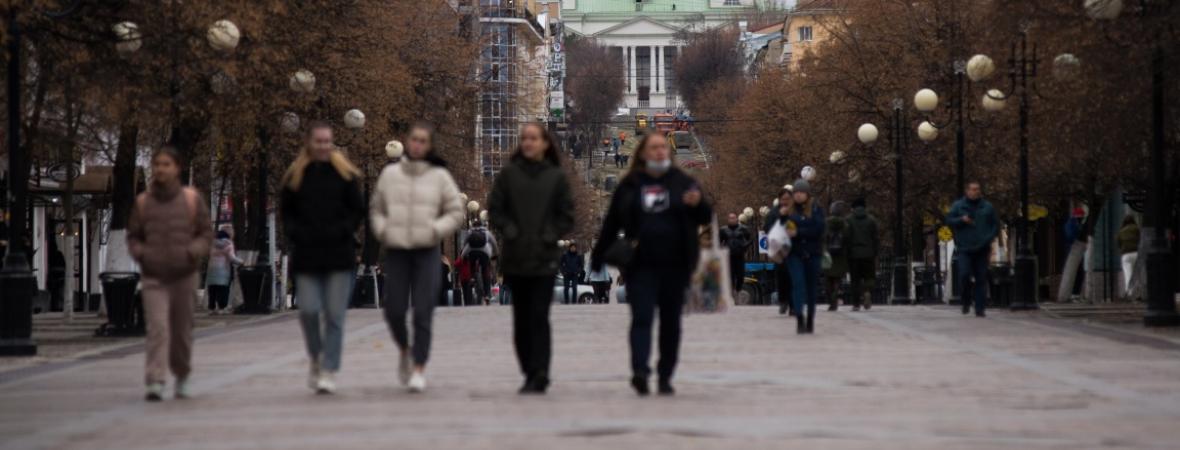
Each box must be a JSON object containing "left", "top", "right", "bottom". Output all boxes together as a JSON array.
[{"left": 3, "top": 305, "right": 1180, "bottom": 449}]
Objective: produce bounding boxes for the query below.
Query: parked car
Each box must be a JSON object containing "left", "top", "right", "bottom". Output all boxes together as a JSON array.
[{"left": 553, "top": 274, "right": 596, "bottom": 304}]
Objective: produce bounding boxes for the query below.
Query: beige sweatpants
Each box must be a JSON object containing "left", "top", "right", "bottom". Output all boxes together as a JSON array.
[{"left": 142, "top": 274, "right": 197, "bottom": 385}]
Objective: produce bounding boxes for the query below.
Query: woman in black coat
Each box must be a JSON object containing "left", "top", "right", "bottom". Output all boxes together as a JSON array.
[
  {"left": 488, "top": 122, "right": 575, "bottom": 395},
  {"left": 591, "top": 132, "right": 712, "bottom": 397}
]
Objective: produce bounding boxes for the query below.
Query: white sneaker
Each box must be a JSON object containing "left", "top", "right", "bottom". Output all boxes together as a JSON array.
[
  {"left": 408, "top": 371, "right": 426, "bottom": 393},
  {"left": 398, "top": 352, "right": 412, "bottom": 386},
  {"left": 316, "top": 371, "right": 337, "bottom": 395},
  {"left": 145, "top": 382, "right": 164, "bottom": 402},
  {"left": 174, "top": 379, "right": 191, "bottom": 399},
  {"left": 308, "top": 360, "right": 321, "bottom": 391}
]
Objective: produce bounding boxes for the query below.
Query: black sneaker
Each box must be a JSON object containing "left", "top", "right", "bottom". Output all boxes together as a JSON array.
[
  {"left": 852, "top": 306, "right": 861, "bottom": 312},
  {"left": 962, "top": 303, "right": 970, "bottom": 315},
  {"left": 519, "top": 376, "right": 549, "bottom": 395},
  {"left": 827, "top": 305, "right": 837, "bottom": 312},
  {"left": 975, "top": 311, "right": 986, "bottom": 318},
  {"left": 779, "top": 302, "right": 788, "bottom": 315},
  {"left": 796, "top": 318, "right": 806, "bottom": 335},
  {"left": 657, "top": 379, "right": 675, "bottom": 396},
  {"left": 630, "top": 376, "right": 650, "bottom": 397}
]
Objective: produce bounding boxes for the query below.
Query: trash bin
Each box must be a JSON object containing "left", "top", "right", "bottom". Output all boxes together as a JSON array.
[
  {"left": 989, "top": 263, "right": 1013, "bottom": 308},
  {"left": 96, "top": 272, "right": 144, "bottom": 337},
  {"left": 914, "top": 266, "right": 942, "bottom": 304},
  {"left": 237, "top": 266, "right": 272, "bottom": 314}
]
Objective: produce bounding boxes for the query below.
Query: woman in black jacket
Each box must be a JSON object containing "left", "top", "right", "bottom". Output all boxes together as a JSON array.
[
  {"left": 488, "top": 122, "right": 575, "bottom": 394},
  {"left": 591, "top": 132, "right": 712, "bottom": 397},
  {"left": 280, "top": 121, "right": 365, "bottom": 395}
]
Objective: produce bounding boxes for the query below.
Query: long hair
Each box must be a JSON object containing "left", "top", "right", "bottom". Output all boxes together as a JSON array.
[
  {"left": 787, "top": 194, "right": 815, "bottom": 218},
  {"left": 627, "top": 132, "right": 674, "bottom": 174},
  {"left": 510, "top": 122, "right": 561, "bottom": 166},
  {"left": 282, "top": 121, "right": 361, "bottom": 191}
]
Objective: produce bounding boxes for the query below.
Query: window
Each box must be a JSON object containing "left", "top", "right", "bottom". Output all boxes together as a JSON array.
[
  {"left": 724, "top": 0, "right": 742, "bottom": 5},
  {"left": 798, "top": 26, "right": 813, "bottom": 42}
]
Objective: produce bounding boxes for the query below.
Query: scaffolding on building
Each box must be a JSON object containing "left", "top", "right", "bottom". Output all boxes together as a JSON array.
[{"left": 475, "top": 1, "right": 522, "bottom": 177}]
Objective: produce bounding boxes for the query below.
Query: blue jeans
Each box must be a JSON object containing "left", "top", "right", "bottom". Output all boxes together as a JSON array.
[
  {"left": 294, "top": 271, "right": 353, "bottom": 372},
  {"left": 788, "top": 255, "right": 821, "bottom": 319},
  {"left": 956, "top": 249, "right": 990, "bottom": 314},
  {"left": 626, "top": 267, "right": 689, "bottom": 380}
]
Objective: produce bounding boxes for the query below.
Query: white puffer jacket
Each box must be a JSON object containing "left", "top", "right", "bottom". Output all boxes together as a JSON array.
[{"left": 370, "top": 159, "right": 465, "bottom": 250}]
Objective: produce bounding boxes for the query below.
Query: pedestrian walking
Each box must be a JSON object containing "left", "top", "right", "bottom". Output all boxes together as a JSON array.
[
  {"left": 370, "top": 121, "right": 465, "bottom": 393},
  {"left": 280, "top": 122, "right": 366, "bottom": 395},
  {"left": 1118, "top": 215, "right": 1139, "bottom": 295},
  {"left": 560, "top": 243, "right": 583, "bottom": 304},
  {"left": 127, "top": 146, "right": 213, "bottom": 401},
  {"left": 588, "top": 265, "right": 612, "bottom": 304},
  {"left": 206, "top": 226, "right": 242, "bottom": 315},
  {"left": 946, "top": 181, "right": 999, "bottom": 317},
  {"left": 461, "top": 219, "right": 497, "bottom": 304},
  {"left": 591, "top": 132, "right": 712, "bottom": 397},
  {"left": 779, "top": 179, "right": 825, "bottom": 334},
  {"left": 824, "top": 201, "right": 849, "bottom": 311},
  {"left": 720, "top": 212, "right": 752, "bottom": 298},
  {"left": 763, "top": 187, "right": 794, "bottom": 315},
  {"left": 845, "top": 198, "right": 880, "bottom": 311},
  {"left": 488, "top": 122, "right": 576, "bottom": 395}
]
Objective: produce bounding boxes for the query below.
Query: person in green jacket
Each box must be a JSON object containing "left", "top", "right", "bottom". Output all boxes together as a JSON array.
[
  {"left": 845, "top": 198, "right": 880, "bottom": 311},
  {"left": 824, "top": 201, "right": 850, "bottom": 311},
  {"left": 1118, "top": 215, "right": 1140, "bottom": 295},
  {"left": 946, "top": 181, "right": 999, "bottom": 317},
  {"left": 488, "top": 122, "right": 576, "bottom": 395}
]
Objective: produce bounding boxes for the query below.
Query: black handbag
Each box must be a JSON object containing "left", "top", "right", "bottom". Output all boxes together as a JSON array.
[{"left": 602, "top": 238, "right": 636, "bottom": 268}]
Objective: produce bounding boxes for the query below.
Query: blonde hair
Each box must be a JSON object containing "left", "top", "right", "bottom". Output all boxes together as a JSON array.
[
  {"left": 787, "top": 195, "right": 815, "bottom": 218},
  {"left": 282, "top": 124, "right": 361, "bottom": 191}
]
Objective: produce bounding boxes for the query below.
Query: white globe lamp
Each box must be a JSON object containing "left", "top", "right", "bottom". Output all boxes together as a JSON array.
[
  {"left": 917, "top": 121, "right": 939, "bottom": 142},
  {"left": 1084, "top": 0, "right": 1124, "bottom": 19},
  {"left": 966, "top": 54, "right": 996, "bottom": 82},
  {"left": 914, "top": 89, "right": 939, "bottom": 112},
  {"left": 289, "top": 69, "right": 316, "bottom": 94},
  {"left": 385, "top": 140, "right": 404, "bottom": 159},
  {"left": 113, "top": 22, "right": 142, "bottom": 55},
  {"left": 207, "top": 20, "right": 241, "bottom": 52},
  {"left": 343, "top": 109, "right": 366, "bottom": 129},
  {"left": 857, "top": 123, "right": 879, "bottom": 145},
  {"left": 982, "top": 89, "right": 1007, "bottom": 112}
]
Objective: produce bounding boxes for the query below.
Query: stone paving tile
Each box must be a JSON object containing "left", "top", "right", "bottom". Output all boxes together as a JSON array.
[{"left": 3, "top": 305, "right": 1180, "bottom": 449}]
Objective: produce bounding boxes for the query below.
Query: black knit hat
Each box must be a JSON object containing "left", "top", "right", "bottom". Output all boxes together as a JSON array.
[{"left": 852, "top": 197, "right": 866, "bottom": 209}]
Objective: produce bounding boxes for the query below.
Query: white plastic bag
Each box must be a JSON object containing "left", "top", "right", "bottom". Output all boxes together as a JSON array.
[
  {"left": 686, "top": 217, "right": 732, "bottom": 314},
  {"left": 767, "top": 219, "right": 791, "bottom": 263}
]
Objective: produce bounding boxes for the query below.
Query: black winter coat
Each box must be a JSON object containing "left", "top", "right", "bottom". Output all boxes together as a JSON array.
[
  {"left": 591, "top": 167, "right": 713, "bottom": 275},
  {"left": 281, "top": 162, "right": 365, "bottom": 273},
  {"left": 488, "top": 155, "right": 576, "bottom": 277}
]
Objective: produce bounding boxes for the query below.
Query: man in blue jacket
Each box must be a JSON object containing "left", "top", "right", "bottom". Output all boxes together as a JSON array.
[
  {"left": 560, "top": 243, "right": 584, "bottom": 304},
  {"left": 947, "top": 181, "right": 999, "bottom": 317}
]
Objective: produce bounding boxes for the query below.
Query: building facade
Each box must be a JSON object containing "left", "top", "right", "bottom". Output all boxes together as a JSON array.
[
  {"left": 781, "top": 0, "right": 845, "bottom": 72},
  {"left": 561, "top": 0, "right": 761, "bottom": 112}
]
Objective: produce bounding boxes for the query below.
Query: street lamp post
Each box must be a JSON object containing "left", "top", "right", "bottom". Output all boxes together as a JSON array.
[
  {"left": 1086, "top": 0, "right": 1179, "bottom": 326},
  {"left": 859, "top": 100, "right": 912, "bottom": 305},
  {"left": 1, "top": 1, "right": 86, "bottom": 356}
]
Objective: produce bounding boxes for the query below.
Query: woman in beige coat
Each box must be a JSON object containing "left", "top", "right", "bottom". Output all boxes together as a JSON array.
[{"left": 370, "top": 122, "right": 465, "bottom": 392}]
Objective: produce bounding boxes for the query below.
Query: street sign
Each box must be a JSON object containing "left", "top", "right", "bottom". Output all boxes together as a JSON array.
[
  {"left": 758, "top": 231, "right": 769, "bottom": 255},
  {"left": 938, "top": 226, "right": 953, "bottom": 242}
]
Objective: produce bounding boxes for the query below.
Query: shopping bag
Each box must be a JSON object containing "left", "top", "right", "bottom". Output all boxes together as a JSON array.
[
  {"left": 767, "top": 219, "right": 791, "bottom": 263},
  {"left": 686, "top": 217, "right": 733, "bottom": 314}
]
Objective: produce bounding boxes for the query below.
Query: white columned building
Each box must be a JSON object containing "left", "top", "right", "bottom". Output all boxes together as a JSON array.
[{"left": 561, "top": 0, "right": 758, "bottom": 113}]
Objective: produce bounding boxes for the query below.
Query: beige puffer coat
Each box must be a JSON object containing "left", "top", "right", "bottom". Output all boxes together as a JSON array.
[{"left": 370, "top": 159, "right": 465, "bottom": 250}]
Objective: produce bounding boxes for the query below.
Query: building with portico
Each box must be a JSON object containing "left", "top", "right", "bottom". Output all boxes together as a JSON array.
[{"left": 561, "top": 0, "right": 767, "bottom": 112}]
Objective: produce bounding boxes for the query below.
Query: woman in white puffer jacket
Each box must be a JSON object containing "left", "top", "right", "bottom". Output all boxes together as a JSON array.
[{"left": 370, "top": 121, "right": 465, "bottom": 392}]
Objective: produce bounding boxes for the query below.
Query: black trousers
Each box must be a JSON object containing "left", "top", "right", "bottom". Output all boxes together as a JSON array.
[
  {"left": 775, "top": 263, "right": 793, "bottom": 311},
  {"left": 627, "top": 266, "right": 689, "bottom": 380},
  {"left": 207, "top": 285, "right": 230, "bottom": 310},
  {"left": 506, "top": 275, "right": 553, "bottom": 381},
  {"left": 468, "top": 252, "right": 492, "bottom": 299},
  {"left": 730, "top": 255, "right": 746, "bottom": 294}
]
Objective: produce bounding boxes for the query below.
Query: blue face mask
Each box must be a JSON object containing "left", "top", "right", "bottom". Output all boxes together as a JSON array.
[{"left": 646, "top": 159, "right": 672, "bottom": 174}]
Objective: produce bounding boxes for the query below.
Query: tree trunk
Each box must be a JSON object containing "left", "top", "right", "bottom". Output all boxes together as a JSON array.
[{"left": 1057, "top": 195, "right": 1105, "bottom": 302}]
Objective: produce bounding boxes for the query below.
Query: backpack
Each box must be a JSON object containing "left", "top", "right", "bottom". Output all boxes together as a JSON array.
[
  {"left": 826, "top": 222, "right": 845, "bottom": 257},
  {"left": 466, "top": 228, "right": 488, "bottom": 249}
]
